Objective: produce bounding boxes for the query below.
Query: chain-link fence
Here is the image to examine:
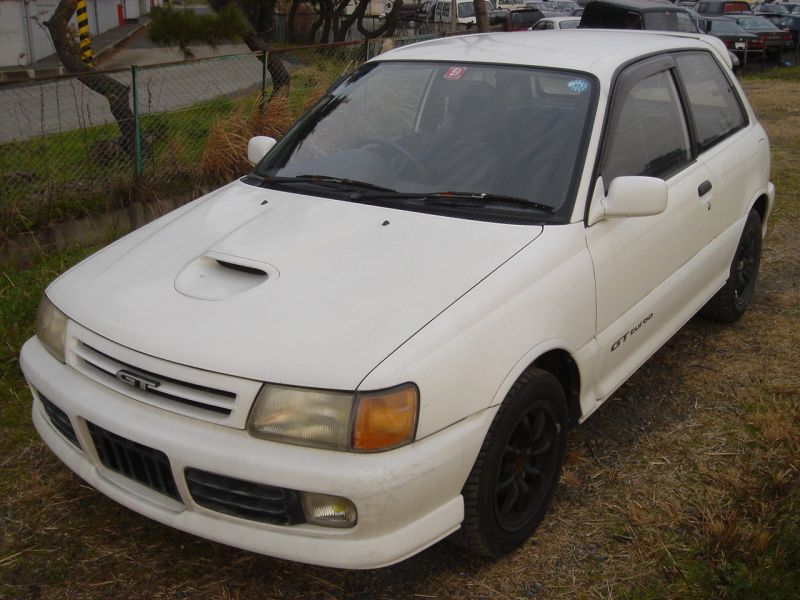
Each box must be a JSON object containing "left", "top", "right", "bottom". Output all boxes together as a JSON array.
[{"left": 0, "top": 34, "right": 451, "bottom": 238}]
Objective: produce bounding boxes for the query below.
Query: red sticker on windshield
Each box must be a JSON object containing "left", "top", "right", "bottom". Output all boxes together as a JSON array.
[{"left": 443, "top": 67, "right": 466, "bottom": 80}]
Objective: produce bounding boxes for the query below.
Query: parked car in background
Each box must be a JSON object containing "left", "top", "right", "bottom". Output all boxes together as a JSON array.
[
  {"left": 432, "top": 0, "right": 494, "bottom": 25},
  {"left": 530, "top": 15, "right": 582, "bottom": 27},
  {"left": 501, "top": 7, "right": 547, "bottom": 28},
  {"left": 580, "top": 0, "right": 700, "bottom": 32},
  {"left": 781, "top": 13, "right": 800, "bottom": 44},
  {"left": 420, "top": 0, "right": 437, "bottom": 20},
  {"left": 524, "top": 1, "right": 567, "bottom": 15},
  {"left": 754, "top": 2, "right": 790, "bottom": 15},
  {"left": 539, "top": 0, "right": 582, "bottom": 14},
  {"left": 698, "top": 15, "right": 762, "bottom": 57},
  {"left": 22, "top": 30, "right": 773, "bottom": 571},
  {"left": 753, "top": 7, "right": 797, "bottom": 43},
  {"left": 580, "top": 0, "right": 741, "bottom": 68},
  {"left": 694, "top": 0, "right": 753, "bottom": 15},
  {"left": 732, "top": 14, "right": 792, "bottom": 54},
  {"left": 496, "top": 0, "right": 528, "bottom": 9}
]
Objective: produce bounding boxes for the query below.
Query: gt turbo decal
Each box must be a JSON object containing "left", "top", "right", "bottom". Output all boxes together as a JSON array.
[{"left": 611, "top": 313, "right": 654, "bottom": 352}]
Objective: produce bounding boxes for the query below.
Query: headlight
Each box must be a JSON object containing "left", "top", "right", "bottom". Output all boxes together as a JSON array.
[
  {"left": 248, "top": 383, "right": 418, "bottom": 452},
  {"left": 248, "top": 385, "right": 353, "bottom": 450},
  {"left": 35, "top": 294, "right": 67, "bottom": 363}
]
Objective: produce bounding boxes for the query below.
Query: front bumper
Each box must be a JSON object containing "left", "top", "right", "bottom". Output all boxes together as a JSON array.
[{"left": 21, "top": 337, "right": 496, "bottom": 569}]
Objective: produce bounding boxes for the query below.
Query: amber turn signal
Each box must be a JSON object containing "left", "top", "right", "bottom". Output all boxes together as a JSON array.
[{"left": 352, "top": 384, "right": 418, "bottom": 451}]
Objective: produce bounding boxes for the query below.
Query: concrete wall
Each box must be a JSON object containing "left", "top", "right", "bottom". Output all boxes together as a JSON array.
[
  {"left": 0, "top": 0, "right": 155, "bottom": 68},
  {"left": 124, "top": 0, "right": 141, "bottom": 20},
  {"left": 0, "top": 1, "right": 28, "bottom": 66},
  {"left": 90, "top": 0, "right": 122, "bottom": 34},
  {"left": 28, "top": 0, "right": 61, "bottom": 62}
]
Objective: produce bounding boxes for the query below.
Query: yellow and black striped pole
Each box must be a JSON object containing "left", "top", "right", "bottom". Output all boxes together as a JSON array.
[{"left": 76, "top": 0, "right": 94, "bottom": 65}]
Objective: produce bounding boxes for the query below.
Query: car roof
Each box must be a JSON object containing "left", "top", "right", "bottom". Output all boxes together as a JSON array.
[
  {"left": 377, "top": 30, "right": 729, "bottom": 79},
  {"left": 583, "top": 0, "right": 689, "bottom": 13}
]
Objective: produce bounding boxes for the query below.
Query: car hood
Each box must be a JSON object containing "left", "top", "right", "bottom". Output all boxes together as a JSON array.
[{"left": 49, "top": 180, "right": 543, "bottom": 389}]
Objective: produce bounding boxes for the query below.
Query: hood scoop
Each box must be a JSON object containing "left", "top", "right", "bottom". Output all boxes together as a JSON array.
[{"left": 175, "top": 252, "right": 279, "bottom": 301}]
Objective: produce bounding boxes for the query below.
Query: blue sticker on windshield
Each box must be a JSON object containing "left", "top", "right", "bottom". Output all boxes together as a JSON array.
[{"left": 567, "top": 79, "right": 589, "bottom": 93}]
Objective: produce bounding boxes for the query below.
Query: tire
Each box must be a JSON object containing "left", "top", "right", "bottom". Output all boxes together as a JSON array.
[
  {"left": 454, "top": 367, "right": 568, "bottom": 557},
  {"left": 700, "top": 209, "right": 762, "bottom": 323}
]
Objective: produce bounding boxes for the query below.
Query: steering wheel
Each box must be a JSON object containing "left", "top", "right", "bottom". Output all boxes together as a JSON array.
[{"left": 359, "top": 139, "right": 427, "bottom": 177}]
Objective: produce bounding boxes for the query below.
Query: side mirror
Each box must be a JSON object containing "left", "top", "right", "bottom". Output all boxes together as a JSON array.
[
  {"left": 247, "top": 136, "right": 277, "bottom": 166},
  {"left": 588, "top": 176, "right": 667, "bottom": 225}
]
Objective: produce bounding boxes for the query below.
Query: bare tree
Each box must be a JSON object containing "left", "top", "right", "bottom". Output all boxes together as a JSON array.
[
  {"left": 149, "top": 0, "right": 292, "bottom": 93},
  {"left": 206, "top": 0, "right": 291, "bottom": 92},
  {"left": 289, "top": 0, "right": 404, "bottom": 44},
  {"left": 473, "top": 0, "right": 489, "bottom": 32},
  {"left": 45, "top": 0, "right": 137, "bottom": 156}
]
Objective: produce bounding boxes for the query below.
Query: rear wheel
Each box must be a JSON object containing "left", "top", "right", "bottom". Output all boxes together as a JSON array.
[
  {"left": 455, "top": 367, "right": 567, "bottom": 557},
  {"left": 701, "top": 209, "right": 762, "bottom": 322}
]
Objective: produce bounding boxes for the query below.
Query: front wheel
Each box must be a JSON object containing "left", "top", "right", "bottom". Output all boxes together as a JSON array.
[
  {"left": 701, "top": 209, "right": 762, "bottom": 322},
  {"left": 455, "top": 367, "right": 567, "bottom": 557}
]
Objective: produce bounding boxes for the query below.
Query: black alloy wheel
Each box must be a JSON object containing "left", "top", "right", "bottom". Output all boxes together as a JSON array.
[
  {"left": 455, "top": 367, "right": 567, "bottom": 557},
  {"left": 732, "top": 217, "right": 760, "bottom": 310},
  {"left": 495, "top": 403, "right": 560, "bottom": 533},
  {"left": 701, "top": 208, "right": 762, "bottom": 322}
]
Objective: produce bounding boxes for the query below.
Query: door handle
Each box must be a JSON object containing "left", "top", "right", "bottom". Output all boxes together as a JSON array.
[{"left": 698, "top": 180, "right": 712, "bottom": 197}]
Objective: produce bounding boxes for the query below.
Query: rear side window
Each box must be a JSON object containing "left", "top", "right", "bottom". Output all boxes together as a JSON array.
[
  {"left": 602, "top": 70, "right": 691, "bottom": 187},
  {"left": 724, "top": 2, "right": 750, "bottom": 12},
  {"left": 580, "top": 5, "right": 643, "bottom": 28},
  {"left": 676, "top": 52, "right": 747, "bottom": 151}
]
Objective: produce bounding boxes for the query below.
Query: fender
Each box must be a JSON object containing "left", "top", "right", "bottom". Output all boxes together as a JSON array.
[{"left": 489, "top": 339, "right": 586, "bottom": 414}]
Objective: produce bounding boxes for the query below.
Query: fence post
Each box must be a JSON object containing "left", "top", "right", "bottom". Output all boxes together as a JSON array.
[
  {"left": 131, "top": 65, "right": 143, "bottom": 177},
  {"left": 261, "top": 50, "right": 269, "bottom": 110},
  {"left": 364, "top": 39, "right": 370, "bottom": 62}
]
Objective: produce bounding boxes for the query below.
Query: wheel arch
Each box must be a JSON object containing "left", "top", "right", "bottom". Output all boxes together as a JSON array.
[
  {"left": 752, "top": 194, "right": 768, "bottom": 224},
  {"left": 749, "top": 183, "right": 774, "bottom": 239},
  {"left": 492, "top": 343, "right": 583, "bottom": 428},
  {"left": 533, "top": 350, "right": 582, "bottom": 428}
]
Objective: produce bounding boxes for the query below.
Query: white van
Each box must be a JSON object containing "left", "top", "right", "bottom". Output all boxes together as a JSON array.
[{"left": 433, "top": 0, "right": 494, "bottom": 24}]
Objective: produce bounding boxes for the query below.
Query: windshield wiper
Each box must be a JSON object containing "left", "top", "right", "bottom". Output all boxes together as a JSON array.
[
  {"left": 257, "top": 177, "right": 554, "bottom": 214},
  {"left": 262, "top": 174, "right": 398, "bottom": 194},
  {"left": 417, "top": 191, "right": 554, "bottom": 213}
]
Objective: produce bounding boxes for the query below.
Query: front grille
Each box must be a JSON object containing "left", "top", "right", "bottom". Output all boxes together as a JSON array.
[
  {"left": 186, "top": 468, "right": 305, "bottom": 525},
  {"left": 88, "top": 422, "right": 180, "bottom": 501},
  {"left": 39, "top": 393, "right": 80, "bottom": 449},
  {"left": 74, "top": 342, "right": 236, "bottom": 417}
]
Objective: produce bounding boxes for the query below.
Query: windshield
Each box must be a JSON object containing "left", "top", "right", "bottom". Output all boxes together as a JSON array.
[
  {"left": 738, "top": 16, "right": 779, "bottom": 29},
  {"left": 711, "top": 19, "right": 745, "bottom": 33},
  {"left": 255, "top": 62, "right": 596, "bottom": 219},
  {"left": 511, "top": 10, "right": 543, "bottom": 24},
  {"left": 458, "top": 2, "right": 475, "bottom": 17},
  {"left": 757, "top": 3, "right": 788, "bottom": 13}
]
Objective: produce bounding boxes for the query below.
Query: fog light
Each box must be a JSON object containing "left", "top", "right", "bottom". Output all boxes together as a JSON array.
[{"left": 301, "top": 493, "right": 357, "bottom": 528}]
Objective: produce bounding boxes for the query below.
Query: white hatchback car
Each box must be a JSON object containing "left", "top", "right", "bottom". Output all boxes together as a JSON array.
[
  {"left": 529, "top": 16, "right": 582, "bottom": 28},
  {"left": 22, "top": 30, "right": 773, "bottom": 569}
]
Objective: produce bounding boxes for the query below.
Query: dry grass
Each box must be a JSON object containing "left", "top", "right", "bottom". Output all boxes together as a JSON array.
[
  {"left": 198, "top": 91, "right": 324, "bottom": 185},
  {"left": 1, "top": 77, "right": 799, "bottom": 600}
]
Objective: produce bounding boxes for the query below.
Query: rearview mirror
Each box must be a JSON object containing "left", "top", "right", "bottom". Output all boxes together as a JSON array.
[
  {"left": 588, "top": 176, "right": 667, "bottom": 225},
  {"left": 247, "top": 136, "right": 277, "bottom": 166}
]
